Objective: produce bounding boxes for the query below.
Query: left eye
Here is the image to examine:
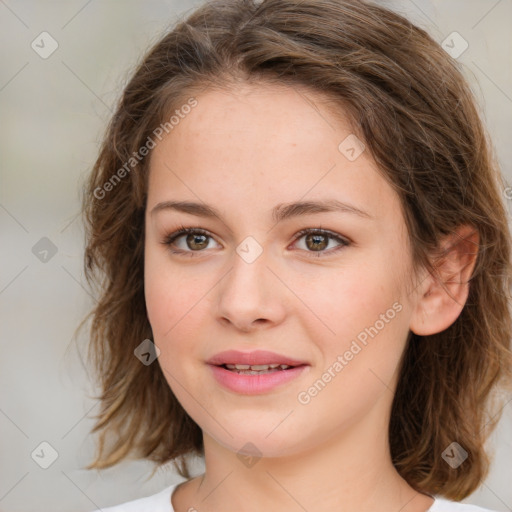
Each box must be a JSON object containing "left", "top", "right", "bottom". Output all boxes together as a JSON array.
[
  {"left": 162, "top": 227, "right": 350, "bottom": 257},
  {"left": 292, "top": 228, "right": 350, "bottom": 256}
]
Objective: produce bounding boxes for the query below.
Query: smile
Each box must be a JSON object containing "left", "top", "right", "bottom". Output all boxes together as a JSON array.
[
  {"left": 208, "top": 363, "right": 309, "bottom": 394},
  {"left": 223, "top": 363, "right": 293, "bottom": 374}
]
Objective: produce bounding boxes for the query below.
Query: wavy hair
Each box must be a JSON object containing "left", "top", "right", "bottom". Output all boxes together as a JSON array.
[{"left": 79, "top": 0, "right": 512, "bottom": 499}]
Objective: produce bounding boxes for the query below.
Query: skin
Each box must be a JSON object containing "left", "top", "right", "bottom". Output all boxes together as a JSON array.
[{"left": 143, "top": 82, "right": 479, "bottom": 512}]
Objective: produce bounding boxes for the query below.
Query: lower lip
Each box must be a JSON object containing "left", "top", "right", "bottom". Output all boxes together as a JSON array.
[{"left": 208, "top": 364, "right": 309, "bottom": 395}]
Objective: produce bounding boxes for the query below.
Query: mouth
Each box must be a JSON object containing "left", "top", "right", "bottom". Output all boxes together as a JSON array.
[
  {"left": 206, "top": 349, "right": 308, "bottom": 368},
  {"left": 218, "top": 363, "right": 304, "bottom": 375},
  {"left": 206, "top": 350, "right": 310, "bottom": 394}
]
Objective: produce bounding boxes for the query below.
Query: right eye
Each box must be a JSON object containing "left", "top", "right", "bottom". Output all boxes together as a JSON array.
[{"left": 162, "top": 226, "right": 221, "bottom": 257}]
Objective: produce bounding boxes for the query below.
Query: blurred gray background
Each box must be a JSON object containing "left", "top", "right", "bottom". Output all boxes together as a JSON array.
[{"left": 0, "top": 1, "right": 511, "bottom": 511}]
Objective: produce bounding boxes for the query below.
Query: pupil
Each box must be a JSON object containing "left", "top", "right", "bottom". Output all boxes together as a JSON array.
[
  {"left": 187, "top": 233, "right": 207, "bottom": 250},
  {"left": 307, "top": 233, "right": 327, "bottom": 251}
]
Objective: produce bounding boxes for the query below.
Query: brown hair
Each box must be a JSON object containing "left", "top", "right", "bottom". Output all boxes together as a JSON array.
[{"left": 79, "top": 0, "right": 512, "bottom": 499}]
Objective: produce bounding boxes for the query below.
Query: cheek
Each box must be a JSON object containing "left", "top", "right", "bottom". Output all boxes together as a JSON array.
[
  {"left": 143, "top": 248, "right": 210, "bottom": 374},
  {"left": 144, "top": 243, "right": 189, "bottom": 331},
  {"left": 307, "top": 261, "right": 404, "bottom": 338},
  {"left": 311, "top": 261, "right": 409, "bottom": 385},
  {"left": 299, "top": 278, "right": 407, "bottom": 428},
  {"left": 145, "top": 275, "right": 200, "bottom": 346},
  {"left": 144, "top": 247, "right": 170, "bottom": 333}
]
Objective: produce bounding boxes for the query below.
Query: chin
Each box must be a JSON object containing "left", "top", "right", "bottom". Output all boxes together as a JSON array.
[{"left": 206, "top": 424, "right": 308, "bottom": 460}]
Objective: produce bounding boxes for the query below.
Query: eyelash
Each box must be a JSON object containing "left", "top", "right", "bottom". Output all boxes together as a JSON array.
[{"left": 161, "top": 225, "right": 350, "bottom": 258}]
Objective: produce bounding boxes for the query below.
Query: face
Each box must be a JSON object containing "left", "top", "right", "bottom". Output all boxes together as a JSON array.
[{"left": 144, "top": 82, "right": 419, "bottom": 458}]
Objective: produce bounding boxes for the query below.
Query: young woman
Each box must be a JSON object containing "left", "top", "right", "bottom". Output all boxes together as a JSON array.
[{"left": 81, "top": 1, "right": 512, "bottom": 511}]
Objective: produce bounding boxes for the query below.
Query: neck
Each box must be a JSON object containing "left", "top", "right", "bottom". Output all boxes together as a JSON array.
[{"left": 174, "top": 398, "right": 434, "bottom": 512}]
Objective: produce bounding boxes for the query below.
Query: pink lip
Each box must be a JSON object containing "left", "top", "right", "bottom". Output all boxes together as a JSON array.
[
  {"left": 206, "top": 350, "right": 310, "bottom": 395},
  {"left": 206, "top": 349, "right": 308, "bottom": 367},
  {"left": 208, "top": 364, "right": 309, "bottom": 395}
]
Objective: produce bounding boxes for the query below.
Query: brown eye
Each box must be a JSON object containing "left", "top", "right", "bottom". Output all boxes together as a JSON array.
[
  {"left": 185, "top": 233, "right": 209, "bottom": 251},
  {"left": 162, "top": 226, "right": 350, "bottom": 259},
  {"left": 293, "top": 228, "right": 350, "bottom": 257},
  {"left": 305, "top": 233, "right": 329, "bottom": 251},
  {"left": 162, "top": 227, "right": 219, "bottom": 256}
]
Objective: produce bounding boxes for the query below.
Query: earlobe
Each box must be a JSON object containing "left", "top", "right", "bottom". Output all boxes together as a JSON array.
[{"left": 409, "top": 224, "right": 479, "bottom": 336}]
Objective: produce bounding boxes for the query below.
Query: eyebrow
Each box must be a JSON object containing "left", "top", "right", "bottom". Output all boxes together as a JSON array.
[{"left": 150, "top": 199, "right": 373, "bottom": 223}]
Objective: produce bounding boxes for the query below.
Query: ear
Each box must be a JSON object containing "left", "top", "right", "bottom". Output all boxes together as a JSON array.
[{"left": 409, "top": 224, "right": 479, "bottom": 336}]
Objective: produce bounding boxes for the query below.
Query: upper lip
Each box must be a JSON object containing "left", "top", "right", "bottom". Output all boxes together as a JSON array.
[{"left": 207, "top": 350, "right": 308, "bottom": 367}]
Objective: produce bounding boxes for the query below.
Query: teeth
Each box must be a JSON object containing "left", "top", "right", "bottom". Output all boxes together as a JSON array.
[
  {"left": 225, "top": 364, "right": 250, "bottom": 370},
  {"left": 224, "top": 363, "right": 292, "bottom": 371},
  {"left": 251, "top": 364, "right": 273, "bottom": 371}
]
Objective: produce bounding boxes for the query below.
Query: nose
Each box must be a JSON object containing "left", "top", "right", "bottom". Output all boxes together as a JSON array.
[{"left": 215, "top": 248, "right": 287, "bottom": 333}]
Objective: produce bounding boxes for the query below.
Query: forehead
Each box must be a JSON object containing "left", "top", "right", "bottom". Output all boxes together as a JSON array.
[
  {"left": 147, "top": 82, "right": 402, "bottom": 229},
  {"left": 156, "top": 82, "right": 352, "bottom": 169}
]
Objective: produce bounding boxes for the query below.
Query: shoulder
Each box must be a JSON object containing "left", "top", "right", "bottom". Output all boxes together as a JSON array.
[
  {"left": 432, "top": 496, "right": 501, "bottom": 512},
  {"left": 88, "top": 483, "right": 178, "bottom": 512}
]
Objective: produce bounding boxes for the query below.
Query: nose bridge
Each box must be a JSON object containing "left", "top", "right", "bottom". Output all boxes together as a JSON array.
[{"left": 216, "top": 240, "right": 285, "bottom": 330}]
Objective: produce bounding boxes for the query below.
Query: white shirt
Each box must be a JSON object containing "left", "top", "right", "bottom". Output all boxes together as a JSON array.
[{"left": 89, "top": 482, "right": 500, "bottom": 511}]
